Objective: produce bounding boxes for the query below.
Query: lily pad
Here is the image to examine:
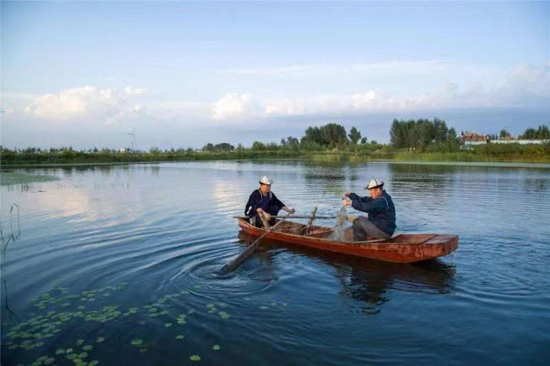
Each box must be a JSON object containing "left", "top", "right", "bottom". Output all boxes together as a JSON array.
[
  {"left": 260, "top": 306, "right": 269, "bottom": 310},
  {"left": 176, "top": 335, "right": 185, "bottom": 340},
  {"left": 83, "top": 345, "right": 93, "bottom": 351},
  {"left": 44, "top": 357, "right": 55, "bottom": 365},
  {"left": 131, "top": 339, "right": 143, "bottom": 346},
  {"left": 89, "top": 361, "right": 99, "bottom": 366},
  {"left": 165, "top": 323, "right": 173, "bottom": 327},
  {"left": 212, "top": 344, "right": 220, "bottom": 351},
  {"left": 77, "top": 339, "right": 84, "bottom": 345},
  {"left": 190, "top": 355, "right": 201, "bottom": 361},
  {"left": 56, "top": 349, "right": 65, "bottom": 355}
]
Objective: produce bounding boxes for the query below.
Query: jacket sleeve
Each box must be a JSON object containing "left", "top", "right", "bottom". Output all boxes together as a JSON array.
[
  {"left": 271, "top": 193, "right": 285, "bottom": 209},
  {"left": 350, "top": 194, "right": 387, "bottom": 214},
  {"left": 245, "top": 191, "right": 259, "bottom": 217}
]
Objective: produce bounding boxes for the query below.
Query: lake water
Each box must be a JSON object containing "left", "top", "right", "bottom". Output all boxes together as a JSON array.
[{"left": 1, "top": 161, "right": 550, "bottom": 365}]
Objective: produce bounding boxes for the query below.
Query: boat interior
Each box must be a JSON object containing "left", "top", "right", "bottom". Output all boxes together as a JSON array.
[{"left": 241, "top": 218, "right": 442, "bottom": 244}]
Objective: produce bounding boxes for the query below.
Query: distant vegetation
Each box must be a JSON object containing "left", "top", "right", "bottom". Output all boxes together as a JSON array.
[{"left": 2, "top": 120, "right": 549, "bottom": 166}]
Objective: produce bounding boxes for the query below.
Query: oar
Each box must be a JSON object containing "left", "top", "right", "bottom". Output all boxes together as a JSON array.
[
  {"left": 232, "top": 215, "right": 336, "bottom": 220},
  {"left": 223, "top": 212, "right": 294, "bottom": 273},
  {"left": 303, "top": 206, "right": 318, "bottom": 235}
]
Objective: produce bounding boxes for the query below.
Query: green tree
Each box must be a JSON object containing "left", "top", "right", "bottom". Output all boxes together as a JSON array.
[
  {"left": 251, "top": 141, "right": 266, "bottom": 151},
  {"left": 499, "top": 129, "right": 511, "bottom": 138},
  {"left": 348, "top": 127, "right": 362, "bottom": 145}
]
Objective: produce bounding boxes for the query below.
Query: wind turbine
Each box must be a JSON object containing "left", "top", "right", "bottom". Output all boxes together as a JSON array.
[{"left": 127, "top": 128, "right": 137, "bottom": 151}]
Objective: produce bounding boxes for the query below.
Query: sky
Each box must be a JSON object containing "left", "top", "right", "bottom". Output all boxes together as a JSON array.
[{"left": 1, "top": 1, "right": 549, "bottom": 149}]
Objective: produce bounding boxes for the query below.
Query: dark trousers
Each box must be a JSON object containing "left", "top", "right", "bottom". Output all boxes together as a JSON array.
[
  {"left": 252, "top": 205, "right": 281, "bottom": 227},
  {"left": 352, "top": 217, "right": 391, "bottom": 241}
]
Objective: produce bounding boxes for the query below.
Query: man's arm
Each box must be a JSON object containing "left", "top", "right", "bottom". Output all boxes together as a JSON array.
[
  {"left": 272, "top": 193, "right": 295, "bottom": 214},
  {"left": 351, "top": 196, "right": 387, "bottom": 214}
]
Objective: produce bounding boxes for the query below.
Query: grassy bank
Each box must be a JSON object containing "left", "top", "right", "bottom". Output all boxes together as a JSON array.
[{"left": 2, "top": 146, "right": 550, "bottom": 167}]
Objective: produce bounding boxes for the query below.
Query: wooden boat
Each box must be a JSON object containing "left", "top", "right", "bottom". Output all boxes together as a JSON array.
[{"left": 237, "top": 217, "right": 458, "bottom": 263}]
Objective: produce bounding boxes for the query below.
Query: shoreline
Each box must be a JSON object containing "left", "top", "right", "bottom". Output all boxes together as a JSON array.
[{"left": 2, "top": 154, "right": 550, "bottom": 169}]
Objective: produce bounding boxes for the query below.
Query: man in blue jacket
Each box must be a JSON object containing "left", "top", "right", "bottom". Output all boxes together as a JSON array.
[
  {"left": 343, "top": 178, "right": 396, "bottom": 241},
  {"left": 245, "top": 176, "right": 295, "bottom": 227}
]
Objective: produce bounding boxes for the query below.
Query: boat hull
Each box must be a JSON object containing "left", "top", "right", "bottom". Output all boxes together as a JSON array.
[{"left": 238, "top": 218, "right": 458, "bottom": 263}]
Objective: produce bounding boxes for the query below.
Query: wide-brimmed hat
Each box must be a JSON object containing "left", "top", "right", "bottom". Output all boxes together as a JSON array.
[
  {"left": 259, "top": 176, "right": 273, "bottom": 185},
  {"left": 365, "top": 178, "right": 384, "bottom": 190}
]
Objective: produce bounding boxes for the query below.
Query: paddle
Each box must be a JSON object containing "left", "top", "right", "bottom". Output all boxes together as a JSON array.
[
  {"left": 232, "top": 215, "right": 336, "bottom": 220},
  {"left": 222, "top": 212, "right": 295, "bottom": 273}
]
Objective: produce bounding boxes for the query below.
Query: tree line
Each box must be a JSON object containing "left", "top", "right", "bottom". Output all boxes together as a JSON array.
[{"left": 2, "top": 120, "right": 548, "bottom": 165}]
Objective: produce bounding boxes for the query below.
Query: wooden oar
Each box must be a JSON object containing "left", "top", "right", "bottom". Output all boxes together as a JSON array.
[
  {"left": 303, "top": 206, "right": 318, "bottom": 235},
  {"left": 223, "top": 212, "right": 294, "bottom": 273},
  {"left": 233, "top": 215, "right": 336, "bottom": 220}
]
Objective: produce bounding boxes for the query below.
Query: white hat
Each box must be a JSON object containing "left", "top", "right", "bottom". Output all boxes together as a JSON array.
[
  {"left": 259, "top": 176, "right": 273, "bottom": 185},
  {"left": 365, "top": 178, "right": 384, "bottom": 190}
]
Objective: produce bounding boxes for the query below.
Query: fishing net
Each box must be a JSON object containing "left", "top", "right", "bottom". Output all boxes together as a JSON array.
[{"left": 329, "top": 206, "right": 349, "bottom": 241}]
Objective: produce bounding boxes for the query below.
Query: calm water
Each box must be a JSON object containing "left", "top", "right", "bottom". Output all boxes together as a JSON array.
[{"left": 1, "top": 161, "right": 550, "bottom": 365}]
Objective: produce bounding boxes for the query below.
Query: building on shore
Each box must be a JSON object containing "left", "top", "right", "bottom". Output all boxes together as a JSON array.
[
  {"left": 460, "top": 131, "right": 548, "bottom": 149},
  {"left": 460, "top": 132, "right": 489, "bottom": 148}
]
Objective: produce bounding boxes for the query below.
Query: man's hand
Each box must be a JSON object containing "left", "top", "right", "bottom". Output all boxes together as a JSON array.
[
  {"left": 263, "top": 212, "right": 271, "bottom": 221},
  {"left": 342, "top": 199, "right": 352, "bottom": 207},
  {"left": 282, "top": 206, "right": 295, "bottom": 214}
]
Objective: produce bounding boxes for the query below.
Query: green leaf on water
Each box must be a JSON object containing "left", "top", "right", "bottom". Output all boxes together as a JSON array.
[
  {"left": 83, "top": 345, "right": 93, "bottom": 351},
  {"left": 260, "top": 306, "right": 269, "bottom": 310},
  {"left": 96, "top": 337, "right": 104, "bottom": 343},
  {"left": 77, "top": 339, "right": 84, "bottom": 345},
  {"left": 176, "top": 335, "right": 185, "bottom": 340},
  {"left": 220, "top": 313, "right": 230, "bottom": 319},
  {"left": 165, "top": 323, "right": 173, "bottom": 327},
  {"left": 56, "top": 349, "right": 65, "bottom": 355},
  {"left": 44, "top": 357, "right": 55, "bottom": 365},
  {"left": 190, "top": 355, "right": 201, "bottom": 361},
  {"left": 66, "top": 348, "right": 73, "bottom": 353},
  {"left": 206, "top": 303, "right": 215, "bottom": 308},
  {"left": 271, "top": 302, "right": 277, "bottom": 306},
  {"left": 212, "top": 344, "right": 220, "bottom": 351},
  {"left": 88, "top": 361, "right": 99, "bottom": 366},
  {"left": 188, "top": 310, "right": 195, "bottom": 315},
  {"left": 131, "top": 339, "right": 143, "bottom": 346},
  {"left": 79, "top": 352, "right": 88, "bottom": 358}
]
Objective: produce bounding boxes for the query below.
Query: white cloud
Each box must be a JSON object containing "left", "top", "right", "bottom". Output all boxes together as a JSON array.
[
  {"left": 213, "top": 63, "right": 549, "bottom": 120},
  {"left": 22, "top": 85, "right": 148, "bottom": 124},
  {"left": 211, "top": 93, "right": 262, "bottom": 120},
  {"left": 7, "top": 63, "right": 550, "bottom": 128}
]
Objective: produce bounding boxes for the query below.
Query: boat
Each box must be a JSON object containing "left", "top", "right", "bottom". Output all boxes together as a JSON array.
[{"left": 237, "top": 217, "right": 458, "bottom": 263}]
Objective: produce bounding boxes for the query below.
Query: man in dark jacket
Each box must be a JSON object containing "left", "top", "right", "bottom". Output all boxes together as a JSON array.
[
  {"left": 343, "top": 178, "right": 396, "bottom": 241},
  {"left": 245, "top": 176, "right": 295, "bottom": 227}
]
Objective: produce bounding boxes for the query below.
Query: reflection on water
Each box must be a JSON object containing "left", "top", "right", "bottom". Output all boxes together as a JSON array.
[
  {"left": 238, "top": 230, "right": 455, "bottom": 316},
  {"left": 1, "top": 161, "right": 550, "bottom": 365}
]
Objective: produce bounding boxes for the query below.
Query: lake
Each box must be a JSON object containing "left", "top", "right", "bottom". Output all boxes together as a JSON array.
[{"left": 1, "top": 161, "right": 549, "bottom": 365}]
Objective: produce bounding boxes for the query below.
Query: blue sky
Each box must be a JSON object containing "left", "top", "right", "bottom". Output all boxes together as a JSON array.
[{"left": 1, "top": 1, "right": 549, "bottom": 149}]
